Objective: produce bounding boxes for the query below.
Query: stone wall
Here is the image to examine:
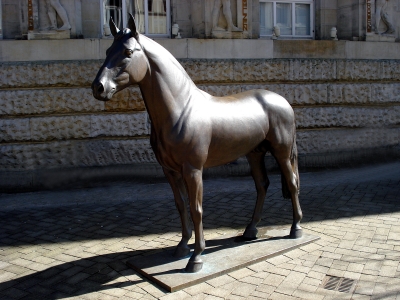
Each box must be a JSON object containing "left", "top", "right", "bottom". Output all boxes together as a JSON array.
[{"left": 0, "top": 40, "right": 399, "bottom": 190}]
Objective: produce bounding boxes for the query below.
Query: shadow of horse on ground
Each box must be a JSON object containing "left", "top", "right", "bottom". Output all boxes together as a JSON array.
[{"left": 0, "top": 232, "right": 291, "bottom": 299}]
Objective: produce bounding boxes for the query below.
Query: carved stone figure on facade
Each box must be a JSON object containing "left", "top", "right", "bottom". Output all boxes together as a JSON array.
[
  {"left": 375, "top": 0, "right": 395, "bottom": 34},
  {"left": 212, "top": 0, "right": 242, "bottom": 32},
  {"left": 46, "top": 0, "right": 71, "bottom": 31}
]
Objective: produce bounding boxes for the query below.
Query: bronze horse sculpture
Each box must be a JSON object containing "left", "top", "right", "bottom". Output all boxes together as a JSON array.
[{"left": 92, "top": 15, "right": 303, "bottom": 273}]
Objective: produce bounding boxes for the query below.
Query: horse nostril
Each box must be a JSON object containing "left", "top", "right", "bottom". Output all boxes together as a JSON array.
[{"left": 97, "top": 83, "right": 104, "bottom": 94}]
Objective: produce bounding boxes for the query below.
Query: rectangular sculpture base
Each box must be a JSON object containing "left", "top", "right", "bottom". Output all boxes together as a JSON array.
[
  {"left": 127, "top": 227, "right": 319, "bottom": 292},
  {"left": 366, "top": 34, "right": 396, "bottom": 42},
  {"left": 211, "top": 30, "right": 251, "bottom": 39},
  {"left": 28, "top": 30, "right": 70, "bottom": 40}
]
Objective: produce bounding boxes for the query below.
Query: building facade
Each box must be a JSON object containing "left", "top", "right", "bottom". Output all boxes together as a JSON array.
[
  {"left": 0, "top": 1, "right": 399, "bottom": 191},
  {"left": 1, "top": 0, "right": 399, "bottom": 41}
]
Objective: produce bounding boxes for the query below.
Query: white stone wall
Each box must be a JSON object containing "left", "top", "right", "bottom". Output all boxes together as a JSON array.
[{"left": 0, "top": 56, "right": 399, "bottom": 175}]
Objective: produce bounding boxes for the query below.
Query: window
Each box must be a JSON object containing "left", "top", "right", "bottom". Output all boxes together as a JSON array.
[
  {"left": 102, "top": 0, "right": 170, "bottom": 37},
  {"left": 260, "top": 0, "right": 313, "bottom": 38}
]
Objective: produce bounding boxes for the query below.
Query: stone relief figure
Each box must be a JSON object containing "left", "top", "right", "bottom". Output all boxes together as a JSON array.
[
  {"left": 212, "top": 0, "right": 242, "bottom": 32},
  {"left": 46, "top": 0, "right": 71, "bottom": 31},
  {"left": 375, "top": 0, "right": 395, "bottom": 34}
]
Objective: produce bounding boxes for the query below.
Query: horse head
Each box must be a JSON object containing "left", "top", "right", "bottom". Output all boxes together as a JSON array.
[{"left": 92, "top": 14, "right": 148, "bottom": 101}]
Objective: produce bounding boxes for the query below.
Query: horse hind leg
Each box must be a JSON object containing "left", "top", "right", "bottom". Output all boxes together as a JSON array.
[
  {"left": 243, "top": 151, "right": 269, "bottom": 240},
  {"left": 163, "top": 168, "right": 192, "bottom": 258},
  {"left": 275, "top": 148, "right": 303, "bottom": 239}
]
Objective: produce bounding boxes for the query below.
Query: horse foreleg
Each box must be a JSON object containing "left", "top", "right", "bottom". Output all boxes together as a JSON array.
[
  {"left": 163, "top": 168, "right": 192, "bottom": 258},
  {"left": 277, "top": 158, "right": 303, "bottom": 238},
  {"left": 243, "top": 151, "right": 269, "bottom": 239},
  {"left": 182, "top": 164, "right": 205, "bottom": 273}
]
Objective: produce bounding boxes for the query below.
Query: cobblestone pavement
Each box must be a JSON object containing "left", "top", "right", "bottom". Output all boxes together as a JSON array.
[{"left": 0, "top": 162, "right": 399, "bottom": 300}]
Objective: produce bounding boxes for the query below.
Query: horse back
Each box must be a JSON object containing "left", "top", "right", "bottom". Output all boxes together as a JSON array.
[{"left": 201, "top": 89, "right": 294, "bottom": 167}]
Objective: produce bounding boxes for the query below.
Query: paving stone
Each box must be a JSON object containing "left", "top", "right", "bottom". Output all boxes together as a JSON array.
[
  {"left": 327, "top": 267, "right": 345, "bottom": 277},
  {"left": 266, "top": 265, "right": 292, "bottom": 277},
  {"left": 262, "top": 274, "right": 285, "bottom": 287},
  {"left": 271, "top": 293, "right": 300, "bottom": 300},
  {"left": 355, "top": 280, "right": 375, "bottom": 296},
  {"left": 298, "top": 282, "right": 319, "bottom": 293},
  {"left": 1, "top": 287, "right": 29, "bottom": 299},
  {"left": 293, "top": 289, "right": 324, "bottom": 300},
  {"left": 183, "top": 282, "right": 212, "bottom": 295},
  {"left": 225, "top": 294, "right": 246, "bottom": 300},
  {"left": 308, "top": 270, "right": 326, "bottom": 281},
  {"left": 140, "top": 284, "right": 167, "bottom": 298},
  {"left": 230, "top": 282, "right": 257, "bottom": 297},
  {"left": 239, "top": 275, "right": 264, "bottom": 286},
  {"left": 206, "top": 287, "right": 232, "bottom": 298},
  {"left": 349, "top": 294, "right": 371, "bottom": 300},
  {"left": 302, "top": 276, "right": 322, "bottom": 287},
  {"left": 343, "top": 271, "right": 362, "bottom": 280},
  {"left": 379, "top": 265, "right": 398, "bottom": 277},
  {"left": 186, "top": 293, "right": 207, "bottom": 300},
  {"left": 159, "top": 290, "right": 191, "bottom": 300},
  {"left": 347, "top": 262, "right": 364, "bottom": 273},
  {"left": 247, "top": 261, "right": 271, "bottom": 273},
  {"left": 206, "top": 274, "right": 236, "bottom": 288}
]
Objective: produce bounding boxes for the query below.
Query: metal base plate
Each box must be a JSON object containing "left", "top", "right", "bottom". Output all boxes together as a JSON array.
[{"left": 127, "top": 228, "right": 319, "bottom": 292}]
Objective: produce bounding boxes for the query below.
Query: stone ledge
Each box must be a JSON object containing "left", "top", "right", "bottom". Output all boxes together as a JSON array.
[
  {"left": 1, "top": 39, "right": 400, "bottom": 62},
  {"left": 273, "top": 40, "right": 347, "bottom": 59}
]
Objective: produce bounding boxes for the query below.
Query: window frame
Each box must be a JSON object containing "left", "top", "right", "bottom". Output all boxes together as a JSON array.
[
  {"left": 259, "top": 0, "right": 314, "bottom": 39},
  {"left": 101, "top": 0, "right": 171, "bottom": 38}
]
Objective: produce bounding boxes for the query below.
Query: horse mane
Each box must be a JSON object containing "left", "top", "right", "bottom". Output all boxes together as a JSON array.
[{"left": 137, "top": 34, "right": 196, "bottom": 89}]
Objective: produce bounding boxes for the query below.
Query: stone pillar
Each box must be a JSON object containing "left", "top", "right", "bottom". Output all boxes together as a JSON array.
[
  {"left": 366, "top": 0, "right": 373, "bottom": 34},
  {"left": 191, "top": 0, "right": 206, "bottom": 38},
  {"left": 15, "top": 0, "right": 41, "bottom": 39},
  {"left": 0, "top": 0, "right": 3, "bottom": 39}
]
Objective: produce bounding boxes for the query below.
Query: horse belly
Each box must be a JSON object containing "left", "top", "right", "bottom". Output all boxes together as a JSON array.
[{"left": 205, "top": 118, "right": 268, "bottom": 168}]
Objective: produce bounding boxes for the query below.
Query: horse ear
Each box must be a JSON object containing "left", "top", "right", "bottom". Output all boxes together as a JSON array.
[
  {"left": 128, "top": 13, "right": 139, "bottom": 40},
  {"left": 109, "top": 17, "right": 120, "bottom": 36}
]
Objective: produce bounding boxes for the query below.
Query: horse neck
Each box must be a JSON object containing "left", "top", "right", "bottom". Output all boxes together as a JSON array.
[{"left": 138, "top": 36, "right": 195, "bottom": 129}]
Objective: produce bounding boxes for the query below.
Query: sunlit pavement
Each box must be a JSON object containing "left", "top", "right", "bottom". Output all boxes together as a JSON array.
[{"left": 0, "top": 162, "right": 399, "bottom": 300}]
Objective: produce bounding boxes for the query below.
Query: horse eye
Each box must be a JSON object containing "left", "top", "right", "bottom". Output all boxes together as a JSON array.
[{"left": 125, "top": 49, "right": 133, "bottom": 57}]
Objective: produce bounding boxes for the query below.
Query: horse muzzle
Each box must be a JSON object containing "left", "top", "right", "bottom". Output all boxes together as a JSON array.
[{"left": 91, "top": 80, "right": 116, "bottom": 101}]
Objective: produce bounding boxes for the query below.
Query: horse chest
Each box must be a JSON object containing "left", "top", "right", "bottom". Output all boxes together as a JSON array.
[{"left": 150, "top": 131, "right": 185, "bottom": 171}]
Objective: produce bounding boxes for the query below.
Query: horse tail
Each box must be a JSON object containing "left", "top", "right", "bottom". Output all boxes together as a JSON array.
[{"left": 282, "top": 134, "right": 300, "bottom": 199}]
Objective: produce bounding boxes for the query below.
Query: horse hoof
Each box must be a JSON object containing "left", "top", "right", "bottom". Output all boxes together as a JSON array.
[
  {"left": 185, "top": 260, "right": 203, "bottom": 273},
  {"left": 242, "top": 227, "right": 258, "bottom": 240},
  {"left": 173, "top": 246, "right": 191, "bottom": 258},
  {"left": 290, "top": 228, "right": 303, "bottom": 239}
]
